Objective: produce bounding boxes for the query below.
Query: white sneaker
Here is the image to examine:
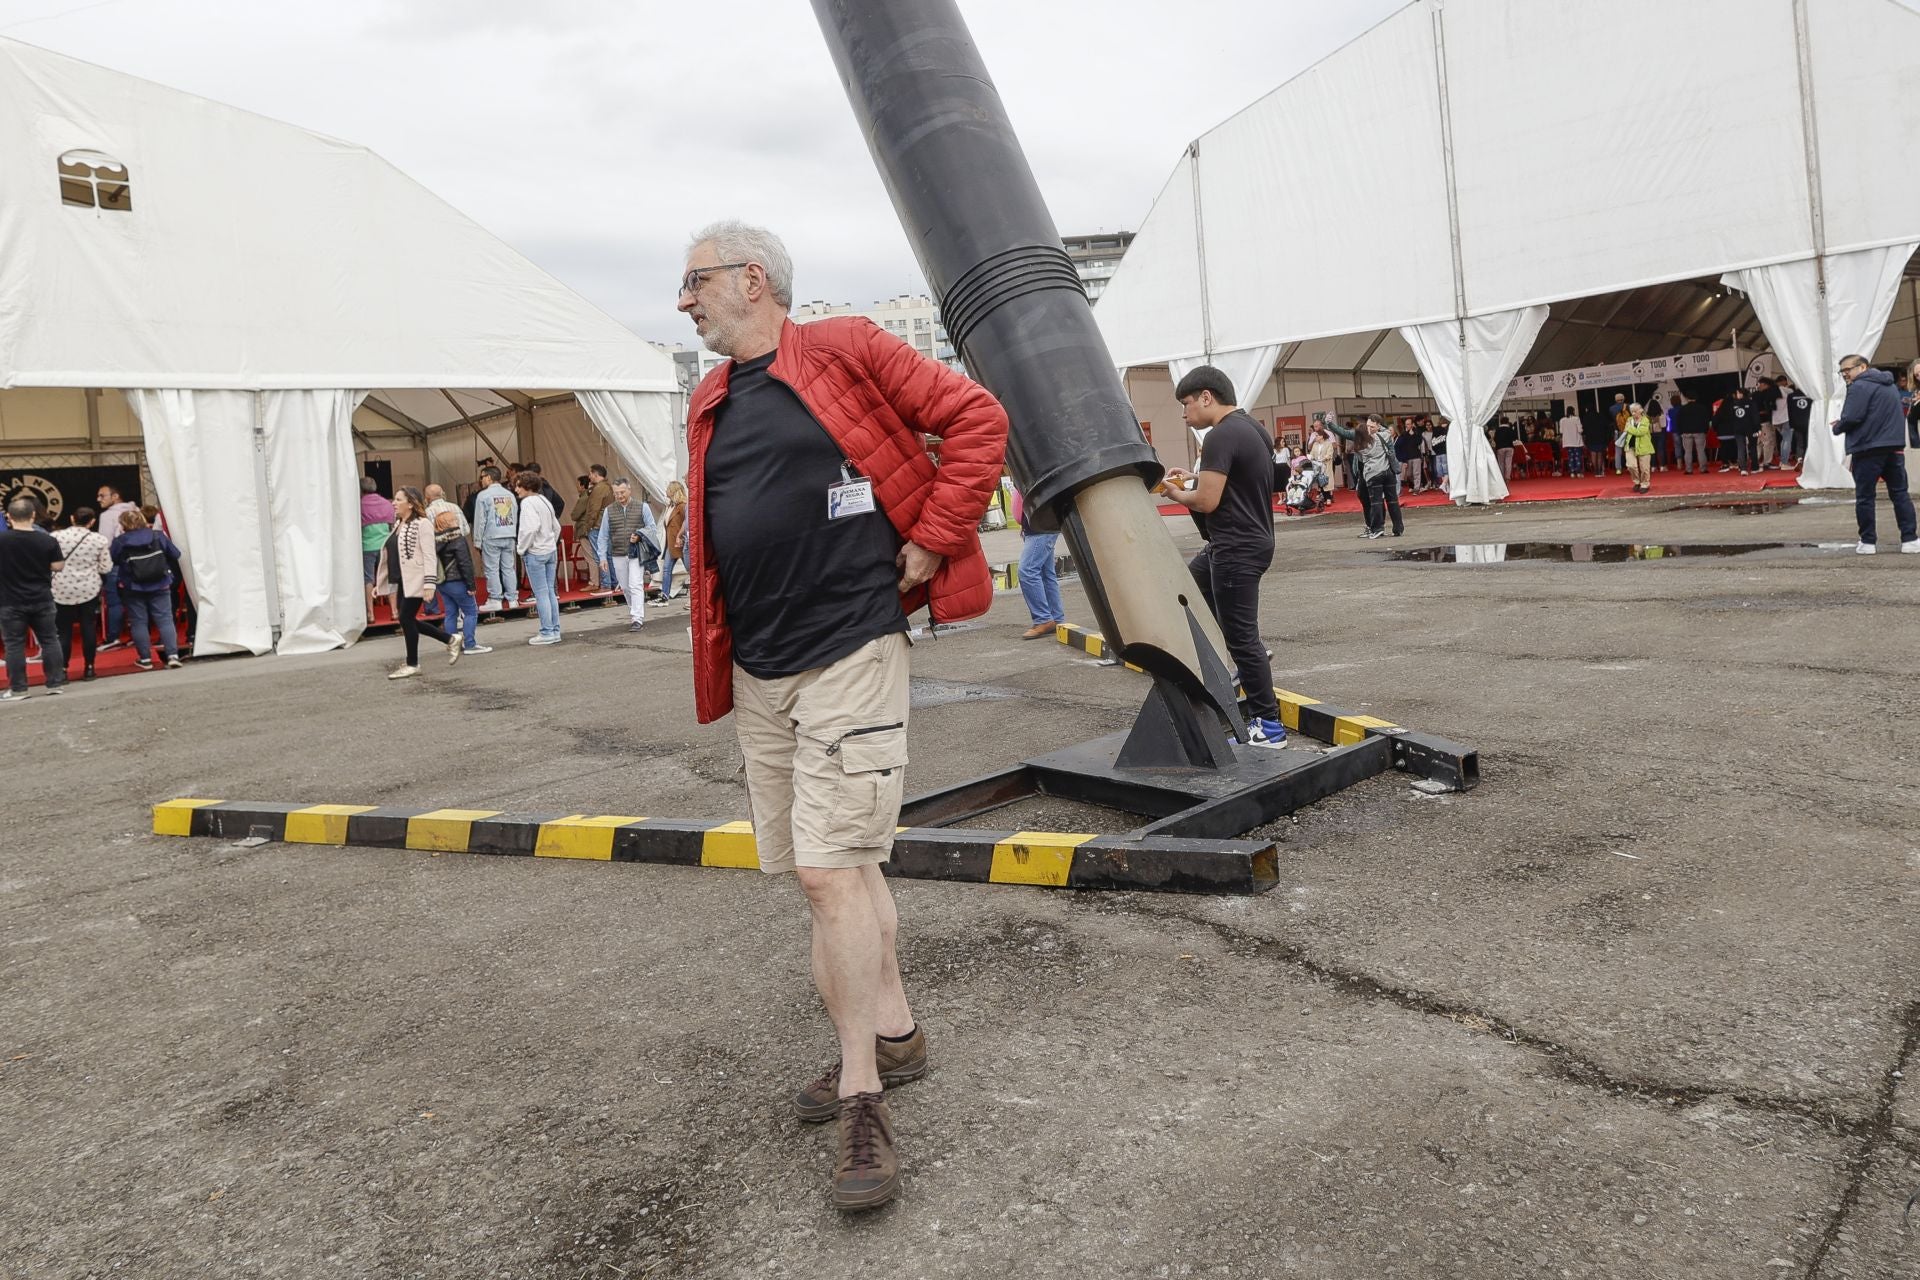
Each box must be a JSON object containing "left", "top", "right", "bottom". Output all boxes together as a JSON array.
[
  {"left": 387, "top": 665, "right": 420, "bottom": 679},
  {"left": 528, "top": 633, "right": 562, "bottom": 646},
  {"left": 1857, "top": 542, "right": 1877, "bottom": 555},
  {"left": 1902, "top": 540, "right": 1920, "bottom": 554},
  {"left": 477, "top": 600, "right": 502, "bottom": 613},
  {"left": 0, "top": 689, "right": 26, "bottom": 702},
  {"left": 463, "top": 644, "right": 493, "bottom": 655},
  {"left": 447, "top": 636, "right": 463, "bottom": 666}
]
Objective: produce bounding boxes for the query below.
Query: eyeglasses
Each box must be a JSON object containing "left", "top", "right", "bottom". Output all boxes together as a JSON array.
[
  {"left": 678, "top": 262, "right": 752, "bottom": 298},
  {"left": 1839, "top": 364, "right": 1865, "bottom": 377}
]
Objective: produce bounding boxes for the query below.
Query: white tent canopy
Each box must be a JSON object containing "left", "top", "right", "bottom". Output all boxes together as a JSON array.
[
  {"left": 0, "top": 36, "right": 678, "bottom": 655},
  {"left": 1097, "top": 0, "right": 1920, "bottom": 501}
]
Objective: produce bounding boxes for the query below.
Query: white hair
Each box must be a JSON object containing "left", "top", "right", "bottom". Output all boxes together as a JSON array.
[
  {"left": 1628, "top": 402, "right": 1644, "bottom": 414},
  {"left": 688, "top": 219, "right": 794, "bottom": 310}
]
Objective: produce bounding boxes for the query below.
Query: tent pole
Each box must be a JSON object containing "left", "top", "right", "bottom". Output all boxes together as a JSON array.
[
  {"left": 85, "top": 388, "right": 102, "bottom": 453},
  {"left": 1189, "top": 141, "right": 1213, "bottom": 362},
  {"left": 1792, "top": 0, "right": 1835, "bottom": 380},
  {"left": 1431, "top": 0, "right": 1474, "bottom": 492},
  {"left": 440, "top": 389, "right": 511, "bottom": 471}
]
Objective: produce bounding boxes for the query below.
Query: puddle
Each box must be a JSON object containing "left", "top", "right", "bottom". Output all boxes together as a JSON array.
[
  {"left": 990, "top": 555, "right": 1080, "bottom": 591},
  {"left": 1387, "top": 541, "right": 1841, "bottom": 564}
]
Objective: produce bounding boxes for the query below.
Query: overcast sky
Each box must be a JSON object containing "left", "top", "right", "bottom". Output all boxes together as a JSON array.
[{"left": 2, "top": 0, "right": 1409, "bottom": 344}]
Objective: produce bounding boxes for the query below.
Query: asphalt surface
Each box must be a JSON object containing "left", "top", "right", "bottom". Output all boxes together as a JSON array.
[{"left": 6, "top": 489, "right": 1918, "bottom": 1279}]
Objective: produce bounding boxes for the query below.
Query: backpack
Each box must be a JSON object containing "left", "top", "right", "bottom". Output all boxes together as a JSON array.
[{"left": 125, "top": 534, "right": 169, "bottom": 586}]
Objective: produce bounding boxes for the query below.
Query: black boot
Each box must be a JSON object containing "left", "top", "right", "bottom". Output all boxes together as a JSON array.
[{"left": 83, "top": 664, "right": 96, "bottom": 681}]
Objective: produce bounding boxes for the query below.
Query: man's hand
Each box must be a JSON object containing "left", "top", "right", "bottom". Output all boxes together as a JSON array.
[
  {"left": 1164, "top": 467, "right": 1195, "bottom": 488},
  {"left": 896, "top": 541, "right": 943, "bottom": 592}
]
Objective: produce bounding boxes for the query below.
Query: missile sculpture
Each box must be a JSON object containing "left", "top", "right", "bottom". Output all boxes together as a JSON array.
[{"left": 812, "top": 0, "right": 1246, "bottom": 767}]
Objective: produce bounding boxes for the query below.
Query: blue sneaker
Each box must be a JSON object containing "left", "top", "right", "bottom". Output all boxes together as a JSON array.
[{"left": 1246, "top": 717, "right": 1288, "bottom": 749}]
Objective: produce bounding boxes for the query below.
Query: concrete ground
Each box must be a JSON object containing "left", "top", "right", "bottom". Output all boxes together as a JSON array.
[{"left": 5, "top": 491, "right": 1918, "bottom": 1279}]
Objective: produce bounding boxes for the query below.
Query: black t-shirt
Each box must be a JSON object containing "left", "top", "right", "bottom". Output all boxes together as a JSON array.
[
  {"left": 1196, "top": 410, "right": 1275, "bottom": 564},
  {"left": 0, "top": 525, "right": 63, "bottom": 608},
  {"left": 705, "top": 350, "right": 906, "bottom": 679},
  {"left": 1493, "top": 424, "right": 1518, "bottom": 448}
]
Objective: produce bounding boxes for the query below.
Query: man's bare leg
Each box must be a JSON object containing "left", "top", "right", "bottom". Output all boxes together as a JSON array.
[
  {"left": 860, "top": 863, "right": 915, "bottom": 1039},
  {"left": 797, "top": 866, "right": 886, "bottom": 1095}
]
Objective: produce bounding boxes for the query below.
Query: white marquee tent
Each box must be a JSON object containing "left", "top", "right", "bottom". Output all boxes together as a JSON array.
[
  {"left": 1096, "top": 0, "right": 1920, "bottom": 504},
  {"left": 0, "top": 37, "right": 679, "bottom": 656}
]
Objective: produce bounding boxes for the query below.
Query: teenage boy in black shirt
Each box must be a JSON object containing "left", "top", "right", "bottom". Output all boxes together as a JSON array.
[{"left": 1163, "top": 364, "right": 1286, "bottom": 749}]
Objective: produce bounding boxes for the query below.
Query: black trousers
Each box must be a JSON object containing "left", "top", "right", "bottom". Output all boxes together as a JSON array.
[
  {"left": 1, "top": 600, "right": 63, "bottom": 693},
  {"left": 1187, "top": 544, "right": 1279, "bottom": 723},
  {"left": 398, "top": 595, "right": 454, "bottom": 667},
  {"left": 56, "top": 597, "right": 100, "bottom": 672},
  {"left": 1364, "top": 471, "right": 1404, "bottom": 535}
]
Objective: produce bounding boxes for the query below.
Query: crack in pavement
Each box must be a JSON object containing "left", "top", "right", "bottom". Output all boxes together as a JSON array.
[
  {"left": 1803, "top": 999, "right": 1920, "bottom": 1279},
  {"left": 1127, "top": 901, "right": 1889, "bottom": 1138}
]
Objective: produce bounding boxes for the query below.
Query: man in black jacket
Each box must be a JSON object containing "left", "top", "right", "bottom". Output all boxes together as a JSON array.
[
  {"left": 1833, "top": 356, "right": 1917, "bottom": 554},
  {"left": 1778, "top": 376, "right": 1812, "bottom": 470}
]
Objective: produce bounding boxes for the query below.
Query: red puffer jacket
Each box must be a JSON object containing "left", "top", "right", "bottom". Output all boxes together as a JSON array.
[{"left": 685, "top": 316, "right": 1010, "bottom": 723}]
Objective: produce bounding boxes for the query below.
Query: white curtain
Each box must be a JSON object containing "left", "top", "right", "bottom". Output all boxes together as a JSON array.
[
  {"left": 577, "top": 390, "right": 678, "bottom": 504},
  {"left": 126, "top": 389, "right": 276, "bottom": 656},
  {"left": 1168, "top": 344, "right": 1282, "bottom": 417},
  {"left": 1402, "top": 306, "right": 1549, "bottom": 505},
  {"left": 262, "top": 389, "right": 368, "bottom": 654},
  {"left": 1721, "top": 243, "right": 1918, "bottom": 491}
]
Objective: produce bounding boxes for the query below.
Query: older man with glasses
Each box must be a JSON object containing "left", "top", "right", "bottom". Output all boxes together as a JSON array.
[
  {"left": 1832, "top": 356, "right": 1918, "bottom": 554},
  {"left": 677, "top": 220, "right": 1007, "bottom": 1211}
]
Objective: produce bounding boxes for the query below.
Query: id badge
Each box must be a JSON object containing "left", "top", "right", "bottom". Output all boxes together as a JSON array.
[{"left": 827, "top": 477, "right": 876, "bottom": 520}]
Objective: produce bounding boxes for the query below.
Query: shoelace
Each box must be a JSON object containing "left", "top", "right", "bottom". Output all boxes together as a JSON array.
[
  {"left": 808, "top": 1062, "right": 842, "bottom": 1095},
  {"left": 839, "top": 1095, "right": 884, "bottom": 1172}
]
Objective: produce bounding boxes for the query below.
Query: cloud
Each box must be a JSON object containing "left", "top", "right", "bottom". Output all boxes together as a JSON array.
[{"left": 1, "top": 0, "right": 1411, "bottom": 341}]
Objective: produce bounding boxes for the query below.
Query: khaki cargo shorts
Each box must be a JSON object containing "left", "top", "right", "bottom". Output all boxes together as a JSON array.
[{"left": 731, "top": 632, "right": 911, "bottom": 874}]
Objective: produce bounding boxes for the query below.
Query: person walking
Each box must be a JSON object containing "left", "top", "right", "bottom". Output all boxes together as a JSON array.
[
  {"left": 1162, "top": 365, "right": 1289, "bottom": 749},
  {"left": 108, "top": 509, "right": 184, "bottom": 670},
  {"left": 680, "top": 219, "right": 1007, "bottom": 1211},
  {"left": 0, "top": 495, "right": 68, "bottom": 701},
  {"left": 375, "top": 487, "right": 461, "bottom": 677},
  {"left": 514, "top": 471, "right": 562, "bottom": 644},
  {"left": 1329, "top": 414, "right": 1402, "bottom": 539},
  {"left": 659, "top": 479, "right": 689, "bottom": 601},
  {"left": 1832, "top": 355, "right": 1919, "bottom": 554},
  {"left": 595, "top": 477, "right": 656, "bottom": 633},
  {"left": 51, "top": 507, "right": 112, "bottom": 682},
  {"left": 1620, "top": 403, "right": 1656, "bottom": 493},
  {"left": 432, "top": 509, "right": 488, "bottom": 656},
  {"left": 470, "top": 465, "right": 520, "bottom": 611},
  {"left": 1014, "top": 487, "right": 1066, "bottom": 640}
]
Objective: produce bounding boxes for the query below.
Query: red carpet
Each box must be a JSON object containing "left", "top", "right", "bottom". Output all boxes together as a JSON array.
[{"left": 1160, "top": 466, "right": 1803, "bottom": 519}]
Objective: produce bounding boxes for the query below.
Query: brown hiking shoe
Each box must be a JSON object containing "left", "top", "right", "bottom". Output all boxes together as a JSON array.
[
  {"left": 794, "top": 1026, "right": 929, "bottom": 1123},
  {"left": 832, "top": 1091, "right": 898, "bottom": 1211}
]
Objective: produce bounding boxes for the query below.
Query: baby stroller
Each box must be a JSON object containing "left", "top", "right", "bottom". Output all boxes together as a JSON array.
[{"left": 1283, "top": 458, "right": 1334, "bottom": 515}]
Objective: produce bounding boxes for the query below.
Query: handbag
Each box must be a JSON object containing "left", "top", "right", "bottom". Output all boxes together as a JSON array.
[{"left": 1613, "top": 431, "right": 1629, "bottom": 451}]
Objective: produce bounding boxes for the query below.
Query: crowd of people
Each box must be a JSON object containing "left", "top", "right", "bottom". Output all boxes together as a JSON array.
[
  {"left": 0, "top": 482, "right": 192, "bottom": 700},
  {"left": 362, "top": 460, "right": 692, "bottom": 679}
]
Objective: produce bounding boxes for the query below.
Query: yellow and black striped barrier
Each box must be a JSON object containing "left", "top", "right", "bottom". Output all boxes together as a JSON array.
[
  {"left": 1052, "top": 625, "right": 1477, "bottom": 790},
  {"left": 151, "top": 801, "right": 1279, "bottom": 895}
]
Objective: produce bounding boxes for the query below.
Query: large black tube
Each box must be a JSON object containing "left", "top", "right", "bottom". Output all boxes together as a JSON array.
[{"left": 810, "top": 0, "right": 1161, "bottom": 529}]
